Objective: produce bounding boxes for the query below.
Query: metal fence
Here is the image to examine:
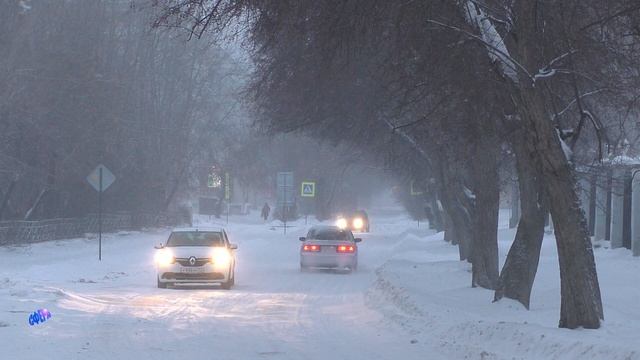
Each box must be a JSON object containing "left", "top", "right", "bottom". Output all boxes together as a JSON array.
[{"left": 0, "top": 212, "right": 181, "bottom": 246}]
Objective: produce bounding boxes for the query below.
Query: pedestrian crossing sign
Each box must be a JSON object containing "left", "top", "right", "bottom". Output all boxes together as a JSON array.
[{"left": 301, "top": 181, "right": 316, "bottom": 197}]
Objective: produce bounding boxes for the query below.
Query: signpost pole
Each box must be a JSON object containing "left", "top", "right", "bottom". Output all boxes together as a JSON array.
[
  {"left": 277, "top": 172, "right": 294, "bottom": 235},
  {"left": 98, "top": 167, "right": 103, "bottom": 261},
  {"left": 284, "top": 173, "right": 287, "bottom": 235},
  {"left": 225, "top": 172, "right": 230, "bottom": 225},
  {"left": 86, "top": 164, "right": 115, "bottom": 261}
]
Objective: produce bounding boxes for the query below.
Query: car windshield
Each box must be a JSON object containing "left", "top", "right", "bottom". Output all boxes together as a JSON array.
[
  {"left": 354, "top": 211, "right": 366, "bottom": 218},
  {"left": 166, "top": 231, "right": 224, "bottom": 247},
  {"left": 308, "top": 228, "right": 351, "bottom": 241}
]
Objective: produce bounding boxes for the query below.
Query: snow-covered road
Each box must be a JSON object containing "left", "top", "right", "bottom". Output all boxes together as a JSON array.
[
  {"left": 4, "top": 207, "right": 640, "bottom": 360},
  {"left": 0, "top": 209, "right": 444, "bottom": 360}
]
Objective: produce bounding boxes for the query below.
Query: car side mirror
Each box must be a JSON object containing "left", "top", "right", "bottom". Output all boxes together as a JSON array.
[
  {"left": 229, "top": 243, "right": 238, "bottom": 250},
  {"left": 299, "top": 237, "right": 306, "bottom": 242},
  {"left": 354, "top": 238, "right": 362, "bottom": 243},
  {"left": 154, "top": 243, "right": 164, "bottom": 249}
]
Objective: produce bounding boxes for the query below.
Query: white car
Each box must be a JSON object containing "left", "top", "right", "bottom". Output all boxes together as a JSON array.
[
  {"left": 299, "top": 225, "right": 361, "bottom": 272},
  {"left": 154, "top": 227, "right": 237, "bottom": 289}
]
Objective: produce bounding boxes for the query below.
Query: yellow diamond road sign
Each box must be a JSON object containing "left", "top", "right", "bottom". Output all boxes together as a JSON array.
[{"left": 301, "top": 181, "right": 316, "bottom": 197}]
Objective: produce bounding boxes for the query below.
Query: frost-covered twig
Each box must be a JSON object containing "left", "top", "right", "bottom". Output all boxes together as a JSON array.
[
  {"left": 553, "top": 88, "right": 605, "bottom": 120},
  {"left": 534, "top": 50, "right": 578, "bottom": 82}
]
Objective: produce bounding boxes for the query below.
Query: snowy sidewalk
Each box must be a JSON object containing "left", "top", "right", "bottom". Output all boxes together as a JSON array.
[{"left": 366, "top": 227, "right": 640, "bottom": 359}]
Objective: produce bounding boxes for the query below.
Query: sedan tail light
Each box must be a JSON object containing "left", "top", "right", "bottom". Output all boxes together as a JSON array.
[
  {"left": 303, "top": 244, "right": 321, "bottom": 252},
  {"left": 336, "top": 245, "right": 355, "bottom": 253}
]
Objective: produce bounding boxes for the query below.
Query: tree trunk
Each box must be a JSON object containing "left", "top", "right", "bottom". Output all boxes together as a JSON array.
[
  {"left": 0, "top": 179, "right": 17, "bottom": 220},
  {"left": 522, "top": 90, "right": 604, "bottom": 329},
  {"left": 429, "top": 196, "right": 445, "bottom": 232},
  {"left": 443, "top": 210, "right": 455, "bottom": 243},
  {"left": 470, "top": 131, "right": 500, "bottom": 289},
  {"left": 494, "top": 127, "right": 548, "bottom": 308},
  {"left": 24, "top": 189, "right": 47, "bottom": 221},
  {"left": 512, "top": 1, "right": 604, "bottom": 329},
  {"left": 164, "top": 160, "right": 190, "bottom": 211},
  {"left": 517, "top": 88, "right": 603, "bottom": 328},
  {"left": 454, "top": 206, "right": 472, "bottom": 261},
  {"left": 437, "top": 162, "right": 473, "bottom": 261}
]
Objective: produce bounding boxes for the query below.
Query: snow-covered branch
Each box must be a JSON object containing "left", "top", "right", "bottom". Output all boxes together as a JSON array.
[
  {"left": 461, "top": 1, "right": 526, "bottom": 84},
  {"left": 534, "top": 50, "right": 578, "bottom": 81}
]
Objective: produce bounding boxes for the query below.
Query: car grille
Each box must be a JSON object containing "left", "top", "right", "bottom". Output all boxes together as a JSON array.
[
  {"left": 161, "top": 272, "right": 225, "bottom": 280},
  {"left": 175, "top": 258, "right": 210, "bottom": 267}
]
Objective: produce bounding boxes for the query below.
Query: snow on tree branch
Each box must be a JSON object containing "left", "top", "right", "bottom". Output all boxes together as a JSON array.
[
  {"left": 462, "top": 1, "right": 522, "bottom": 84},
  {"left": 534, "top": 50, "right": 578, "bottom": 81},
  {"left": 18, "top": 0, "right": 31, "bottom": 12}
]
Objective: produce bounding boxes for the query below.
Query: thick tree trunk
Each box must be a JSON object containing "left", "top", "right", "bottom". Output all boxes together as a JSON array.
[
  {"left": 510, "top": 0, "right": 604, "bottom": 330},
  {"left": 470, "top": 131, "right": 500, "bottom": 289},
  {"left": 441, "top": 191, "right": 472, "bottom": 260},
  {"left": 436, "top": 159, "right": 473, "bottom": 260},
  {"left": 447, "top": 188, "right": 473, "bottom": 261},
  {"left": 454, "top": 206, "right": 472, "bottom": 261},
  {"left": 517, "top": 88, "right": 603, "bottom": 328},
  {"left": 494, "top": 129, "right": 548, "bottom": 308}
]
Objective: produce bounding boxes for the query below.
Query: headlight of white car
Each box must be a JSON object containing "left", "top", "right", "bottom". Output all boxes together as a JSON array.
[
  {"left": 211, "top": 247, "right": 232, "bottom": 268},
  {"left": 336, "top": 218, "right": 348, "bottom": 229},
  {"left": 353, "top": 217, "right": 364, "bottom": 229},
  {"left": 154, "top": 248, "right": 174, "bottom": 267}
]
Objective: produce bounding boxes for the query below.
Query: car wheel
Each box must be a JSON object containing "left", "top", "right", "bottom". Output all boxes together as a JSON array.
[
  {"left": 220, "top": 267, "right": 234, "bottom": 290},
  {"left": 157, "top": 277, "right": 167, "bottom": 289}
]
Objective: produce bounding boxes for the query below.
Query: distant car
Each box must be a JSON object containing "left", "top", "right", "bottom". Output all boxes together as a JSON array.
[
  {"left": 335, "top": 210, "right": 370, "bottom": 233},
  {"left": 154, "top": 227, "right": 237, "bottom": 289},
  {"left": 299, "top": 225, "right": 362, "bottom": 272}
]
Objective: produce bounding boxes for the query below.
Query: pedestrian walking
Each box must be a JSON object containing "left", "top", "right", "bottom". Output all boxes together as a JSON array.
[{"left": 261, "top": 202, "right": 271, "bottom": 221}]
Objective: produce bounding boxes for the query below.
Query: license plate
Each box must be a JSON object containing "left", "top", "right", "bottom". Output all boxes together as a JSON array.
[{"left": 180, "top": 267, "right": 205, "bottom": 274}]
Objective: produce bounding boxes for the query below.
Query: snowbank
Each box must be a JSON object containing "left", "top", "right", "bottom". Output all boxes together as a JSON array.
[{"left": 366, "top": 222, "right": 640, "bottom": 359}]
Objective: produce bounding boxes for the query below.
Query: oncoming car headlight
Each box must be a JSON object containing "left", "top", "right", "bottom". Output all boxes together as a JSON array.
[
  {"left": 336, "top": 218, "right": 348, "bottom": 229},
  {"left": 352, "top": 217, "right": 364, "bottom": 229},
  {"left": 211, "top": 248, "right": 232, "bottom": 268},
  {"left": 154, "top": 248, "right": 174, "bottom": 266}
]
